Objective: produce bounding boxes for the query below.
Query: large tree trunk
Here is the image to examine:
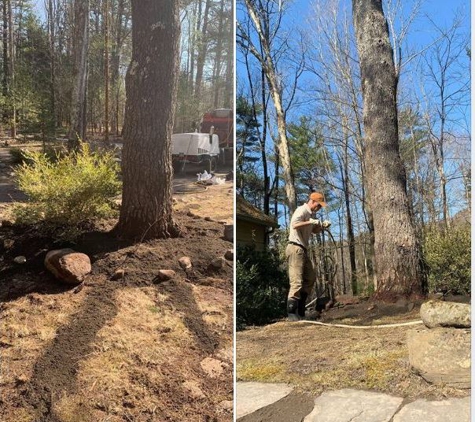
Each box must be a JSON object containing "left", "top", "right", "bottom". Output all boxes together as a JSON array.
[
  {"left": 69, "top": 0, "right": 89, "bottom": 146},
  {"left": 352, "top": 0, "right": 425, "bottom": 298},
  {"left": 116, "top": 0, "right": 180, "bottom": 240}
]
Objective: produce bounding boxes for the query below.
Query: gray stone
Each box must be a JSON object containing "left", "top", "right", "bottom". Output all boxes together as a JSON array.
[
  {"left": 44, "top": 249, "right": 91, "bottom": 285},
  {"left": 393, "top": 397, "right": 470, "bottom": 422},
  {"left": 303, "top": 389, "right": 403, "bottom": 422},
  {"left": 210, "top": 257, "right": 225, "bottom": 269},
  {"left": 236, "top": 382, "right": 293, "bottom": 419},
  {"left": 407, "top": 327, "right": 470, "bottom": 388},
  {"left": 13, "top": 256, "right": 26, "bottom": 264},
  {"left": 420, "top": 300, "right": 470, "bottom": 328}
]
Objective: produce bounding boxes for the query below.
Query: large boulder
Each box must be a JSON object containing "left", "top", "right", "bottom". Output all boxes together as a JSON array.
[
  {"left": 420, "top": 300, "right": 470, "bottom": 328},
  {"left": 407, "top": 327, "right": 470, "bottom": 388},
  {"left": 45, "top": 249, "right": 91, "bottom": 285}
]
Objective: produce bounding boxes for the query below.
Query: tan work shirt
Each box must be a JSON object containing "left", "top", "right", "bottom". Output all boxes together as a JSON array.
[{"left": 288, "top": 203, "right": 313, "bottom": 248}]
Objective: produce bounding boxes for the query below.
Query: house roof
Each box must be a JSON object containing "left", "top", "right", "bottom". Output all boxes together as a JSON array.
[{"left": 236, "top": 195, "right": 279, "bottom": 228}]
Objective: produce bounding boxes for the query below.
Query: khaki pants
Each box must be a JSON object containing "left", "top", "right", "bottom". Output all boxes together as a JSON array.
[{"left": 285, "top": 244, "right": 315, "bottom": 299}]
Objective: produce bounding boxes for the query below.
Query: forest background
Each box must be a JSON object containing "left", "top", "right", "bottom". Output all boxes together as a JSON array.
[{"left": 236, "top": 0, "right": 470, "bottom": 325}]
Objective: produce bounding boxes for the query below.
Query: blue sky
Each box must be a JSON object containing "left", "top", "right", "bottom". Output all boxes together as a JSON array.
[{"left": 237, "top": 0, "right": 470, "bottom": 229}]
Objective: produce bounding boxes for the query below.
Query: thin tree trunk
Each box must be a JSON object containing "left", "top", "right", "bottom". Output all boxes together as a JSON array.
[
  {"left": 342, "top": 135, "right": 357, "bottom": 295},
  {"left": 7, "top": 0, "right": 15, "bottom": 139},
  {"left": 69, "top": 0, "right": 89, "bottom": 147},
  {"left": 104, "top": 0, "right": 110, "bottom": 142},
  {"left": 244, "top": 0, "right": 297, "bottom": 213},
  {"left": 194, "top": 0, "right": 210, "bottom": 101},
  {"left": 47, "top": 0, "right": 57, "bottom": 129},
  {"left": 2, "top": 1, "right": 8, "bottom": 122},
  {"left": 213, "top": 0, "right": 225, "bottom": 108}
]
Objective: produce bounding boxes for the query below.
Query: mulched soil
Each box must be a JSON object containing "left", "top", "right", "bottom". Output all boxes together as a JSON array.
[{"left": 0, "top": 211, "right": 233, "bottom": 421}]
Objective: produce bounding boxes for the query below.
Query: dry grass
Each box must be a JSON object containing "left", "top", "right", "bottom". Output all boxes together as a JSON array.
[
  {"left": 173, "top": 181, "right": 233, "bottom": 223},
  {"left": 236, "top": 320, "right": 470, "bottom": 400}
]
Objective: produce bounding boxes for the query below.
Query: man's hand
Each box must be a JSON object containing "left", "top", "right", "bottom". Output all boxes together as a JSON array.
[
  {"left": 309, "top": 218, "right": 322, "bottom": 226},
  {"left": 322, "top": 220, "right": 331, "bottom": 228}
]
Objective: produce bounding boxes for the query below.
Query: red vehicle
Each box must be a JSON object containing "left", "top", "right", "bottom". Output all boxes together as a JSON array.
[{"left": 200, "top": 108, "right": 233, "bottom": 164}]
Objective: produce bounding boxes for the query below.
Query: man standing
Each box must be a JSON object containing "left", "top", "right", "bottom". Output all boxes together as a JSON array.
[{"left": 286, "top": 192, "right": 330, "bottom": 321}]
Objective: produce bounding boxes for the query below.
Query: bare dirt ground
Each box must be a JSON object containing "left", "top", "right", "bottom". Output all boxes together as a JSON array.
[
  {"left": 0, "top": 143, "right": 234, "bottom": 422},
  {"left": 237, "top": 298, "right": 470, "bottom": 421}
]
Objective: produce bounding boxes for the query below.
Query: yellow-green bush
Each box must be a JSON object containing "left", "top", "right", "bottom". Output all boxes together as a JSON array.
[
  {"left": 422, "top": 223, "right": 471, "bottom": 294},
  {"left": 14, "top": 143, "right": 121, "bottom": 234}
]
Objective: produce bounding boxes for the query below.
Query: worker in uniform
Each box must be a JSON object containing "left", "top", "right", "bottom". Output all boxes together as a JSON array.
[{"left": 286, "top": 192, "right": 330, "bottom": 321}]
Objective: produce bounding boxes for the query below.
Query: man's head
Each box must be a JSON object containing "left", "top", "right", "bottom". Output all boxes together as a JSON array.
[{"left": 308, "top": 192, "right": 327, "bottom": 212}]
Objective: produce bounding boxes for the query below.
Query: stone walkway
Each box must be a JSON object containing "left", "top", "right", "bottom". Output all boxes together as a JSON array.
[{"left": 236, "top": 382, "right": 470, "bottom": 421}]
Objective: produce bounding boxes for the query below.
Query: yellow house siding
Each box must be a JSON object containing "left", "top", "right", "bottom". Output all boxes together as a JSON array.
[{"left": 236, "top": 219, "right": 266, "bottom": 251}]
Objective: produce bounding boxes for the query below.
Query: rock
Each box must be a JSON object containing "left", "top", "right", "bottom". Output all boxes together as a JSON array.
[
  {"left": 204, "top": 216, "right": 212, "bottom": 221},
  {"left": 183, "top": 380, "right": 206, "bottom": 399},
  {"left": 407, "top": 327, "right": 470, "bottom": 388},
  {"left": 210, "top": 257, "right": 225, "bottom": 269},
  {"left": 393, "top": 397, "right": 470, "bottom": 422},
  {"left": 224, "top": 249, "right": 233, "bottom": 261},
  {"left": 110, "top": 269, "right": 126, "bottom": 281},
  {"left": 178, "top": 256, "right": 192, "bottom": 270},
  {"left": 156, "top": 269, "right": 176, "bottom": 281},
  {"left": 236, "top": 382, "right": 294, "bottom": 419},
  {"left": 13, "top": 256, "right": 26, "bottom": 264},
  {"left": 420, "top": 300, "right": 470, "bottom": 328},
  {"left": 219, "top": 400, "right": 233, "bottom": 412},
  {"left": 44, "top": 249, "right": 91, "bottom": 285},
  {"left": 304, "top": 389, "right": 403, "bottom": 422},
  {"left": 200, "top": 357, "right": 226, "bottom": 378},
  {"left": 224, "top": 224, "right": 233, "bottom": 242}
]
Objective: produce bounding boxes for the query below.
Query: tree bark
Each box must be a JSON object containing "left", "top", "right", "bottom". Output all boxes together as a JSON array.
[
  {"left": 7, "top": 0, "right": 15, "bottom": 138},
  {"left": 194, "top": 0, "right": 210, "bottom": 101},
  {"left": 352, "top": 0, "right": 425, "bottom": 298},
  {"left": 47, "top": 0, "right": 57, "bottom": 129},
  {"left": 69, "top": 0, "right": 89, "bottom": 146},
  {"left": 116, "top": 0, "right": 181, "bottom": 240},
  {"left": 243, "top": 0, "right": 297, "bottom": 213},
  {"left": 104, "top": 0, "right": 110, "bottom": 142},
  {"left": 2, "top": 0, "right": 8, "bottom": 122}
]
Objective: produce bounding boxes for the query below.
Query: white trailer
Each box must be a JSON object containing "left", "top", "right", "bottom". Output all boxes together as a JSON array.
[{"left": 171, "top": 132, "right": 220, "bottom": 173}]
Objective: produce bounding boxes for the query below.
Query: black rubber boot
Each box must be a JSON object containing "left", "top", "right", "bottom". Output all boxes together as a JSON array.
[
  {"left": 287, "top": 298, "right": 299, "bottom": 322},
  {"left": 298, "top": 292, "right": 308, "bottom": 318}
]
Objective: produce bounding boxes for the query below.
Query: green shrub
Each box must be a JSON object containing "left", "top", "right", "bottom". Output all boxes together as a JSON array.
[
  {"left": 423, "top": 223, "right": 471, "bottom": 295},
  {"left": 237, "top": 246, "right": 288, "bottom": 330},
  {"left": 14, "top": 143, "right": 121, "bottom": 237}
]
